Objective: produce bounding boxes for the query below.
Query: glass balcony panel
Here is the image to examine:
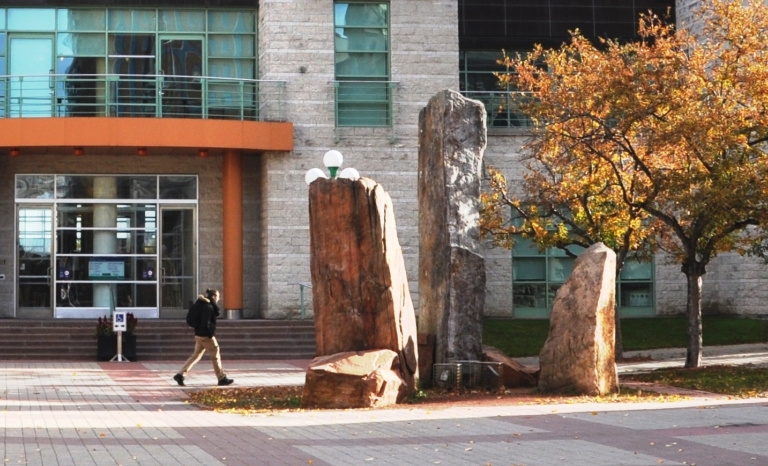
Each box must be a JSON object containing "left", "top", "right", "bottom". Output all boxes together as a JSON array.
[
  {"left": 159, "top": 10, "right": 205, "bottom": 32},
  {"left": 57, "top": 9, "right": 106, "bottom": 31},
  {"left": 8, "top": 8, "right": 55, "bottom": 31},
  {"left": 209, "top": 35, "right": 255, "bottom": 58},
  {"left": 108, "top": 10, "right": 157, "bottom": 32},
  {"left": 208, "top": 11, "right": 255, "bottom": 33}
]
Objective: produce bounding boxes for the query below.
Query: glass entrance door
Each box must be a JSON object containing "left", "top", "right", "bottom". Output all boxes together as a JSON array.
[
  {"left": 160, "top": 207, "right": 196, "bottom": 318},
  {"left": 17, "top": 207, "right": 53, "bottom": 318},
  {"left": 9, "top": 35, "right": 54, "bottom": 117},
  {"left": 159, "top": 36, "right": 203, "bottom": 118}
]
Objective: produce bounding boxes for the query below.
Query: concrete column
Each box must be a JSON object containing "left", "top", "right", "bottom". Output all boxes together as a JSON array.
[
  {"left": 223, "top": 150, "right": 243, "bottom": 315},
  {"left": 93, "top": 176, "right": 117, "bottom": 309}
]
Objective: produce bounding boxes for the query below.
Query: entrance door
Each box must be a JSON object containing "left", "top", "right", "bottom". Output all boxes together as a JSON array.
[
  {"left": 158, "top": 36, "right": 203, "bottom": 118},
  {"left": 17, "top": 206, "right": 53, "bottom": 318},
  {"left": 160, "top": 207, "right": 196, "bottom": 318},
  {"left": 9, "top": 35, "right": 54, "bottom": 117}
]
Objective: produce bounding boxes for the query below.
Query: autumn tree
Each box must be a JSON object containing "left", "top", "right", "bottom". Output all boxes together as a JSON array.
[{"left": 487, "top": 0, "right": 768, "bottom": 368}]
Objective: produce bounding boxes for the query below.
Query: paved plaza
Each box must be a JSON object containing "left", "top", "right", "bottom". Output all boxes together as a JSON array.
[{"left": 1, "top": 346, "right": 768, "bottom": 465}]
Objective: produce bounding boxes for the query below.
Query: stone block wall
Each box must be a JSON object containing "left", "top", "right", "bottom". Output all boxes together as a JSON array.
[{"left": 257, "top": 0, "right": 458, "bottom": 319}]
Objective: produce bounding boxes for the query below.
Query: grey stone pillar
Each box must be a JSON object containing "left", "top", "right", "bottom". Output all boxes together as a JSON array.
[
  {"left": 418, "top": 89, "right": 487, "bottom": 364},
  {"left": 93, "top": 176, "right": 117, "bottom": 309}
]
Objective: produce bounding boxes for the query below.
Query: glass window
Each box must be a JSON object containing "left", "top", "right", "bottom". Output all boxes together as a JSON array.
[
  {"left": 334, "top": 2, "right": 390, "bottom": 128},
  {"left": 0, "top": 32, "right": 5, "bottom": 55},
  {"left": 56, "top": 176, "right": 158, "bottom": 199},
  {"left": 16, "top": 175, "right": 55, "bottom": 199},
  {"left": 512, "top": 245, "right": 655, "bottom": 316},
  {"left": 58, "top": 34, "right": 106, "bottom": 56},
  {"left": 208, "top": 11, "right": 255, "bottom": 33},
  {"left": 108, "top": 9, "right": 157, "bottom": 32},
  {"left": 57, "top": 9, "right": 106, "bottom": 31},
  {"left": 160, "top": 176, "right": 197, "bottom": 200},
  {"left": 0, "top": 9, "right": 5, "bottom": 29},
  {"left": 209, "top": 35, "right": 255, "bottom": 58},
  {"left": 159, "top": 10, "right": 205, "bottom": 32},
  {"left": 7, "top": 8, "right": 55, "bottom": 31}
]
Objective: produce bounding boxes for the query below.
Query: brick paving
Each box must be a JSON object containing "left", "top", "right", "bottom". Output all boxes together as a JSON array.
[{"left": 0, "top": 349, "right": 767, "bottom": 466}]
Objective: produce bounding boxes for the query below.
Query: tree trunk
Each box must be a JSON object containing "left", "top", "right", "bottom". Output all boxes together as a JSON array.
[
  {"left": 684, "top": 270, "right": 703, "bottom": 368},
  {"left": 614, "top": 303, "right": 624, "bottom": 362}
]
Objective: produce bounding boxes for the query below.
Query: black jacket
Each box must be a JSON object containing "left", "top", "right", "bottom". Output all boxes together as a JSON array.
[{"left": 192, "top": 295, "right": 220, "bottom": 338}]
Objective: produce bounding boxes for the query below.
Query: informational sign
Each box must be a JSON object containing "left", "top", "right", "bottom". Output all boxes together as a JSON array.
[
  {"left": 89, "top": 258, "right": 125, "bottom": 279},
  {"left": 113, "top": 311, "right": 127, "bottom": 333}
]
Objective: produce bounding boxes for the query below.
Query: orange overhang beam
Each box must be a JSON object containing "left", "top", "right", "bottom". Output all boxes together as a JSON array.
[{"left": 0, "top": 117, "right": 294, "bottom": 152}]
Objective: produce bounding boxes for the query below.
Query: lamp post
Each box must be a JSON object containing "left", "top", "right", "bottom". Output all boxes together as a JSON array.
[{"left": 305, "top": 150, "right": 360, "bottom": 185}]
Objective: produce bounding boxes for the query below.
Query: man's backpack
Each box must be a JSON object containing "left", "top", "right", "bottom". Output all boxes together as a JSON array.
[{"left": 186, "top": 302, "right": 201, "bottom": 328}]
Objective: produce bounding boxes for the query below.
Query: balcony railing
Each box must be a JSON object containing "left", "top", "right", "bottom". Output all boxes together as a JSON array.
[
  {"left": 462, "top": 90, "right": 535, "bottom": 129},
  {"left": 0, "top": 74, "right": 286, "bottom": 122}
]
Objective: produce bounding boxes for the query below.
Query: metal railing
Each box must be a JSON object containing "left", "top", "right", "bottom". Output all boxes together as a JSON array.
[
  {"left": 461, "top": 90, "right": 535, "bottom": 129},
  {"left": 0, "top": 74, "right": 286, "bottom": 122}
]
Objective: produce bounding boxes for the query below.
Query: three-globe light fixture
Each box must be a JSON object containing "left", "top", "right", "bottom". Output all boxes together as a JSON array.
[{"left": 305, "top": 150, "right": 361, "bottom": 185}]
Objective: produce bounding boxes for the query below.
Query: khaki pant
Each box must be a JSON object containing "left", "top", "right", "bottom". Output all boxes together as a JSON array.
[{"left": 179, "top": 336, "right": 224, "bottom": 380}]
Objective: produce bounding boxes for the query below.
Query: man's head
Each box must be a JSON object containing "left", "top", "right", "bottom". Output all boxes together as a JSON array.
[{"left": 205, "top": 288, "right": 220, "bottom": 303}]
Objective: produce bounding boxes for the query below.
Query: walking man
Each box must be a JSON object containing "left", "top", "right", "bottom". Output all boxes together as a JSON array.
[{"left": 173, "top": 289, "right": 234, "bottom": 386}]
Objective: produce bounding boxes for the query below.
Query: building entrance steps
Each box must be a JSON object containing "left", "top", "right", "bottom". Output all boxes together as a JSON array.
[{"left": 0, "top": 319, "right": 316, "bottom": 361}]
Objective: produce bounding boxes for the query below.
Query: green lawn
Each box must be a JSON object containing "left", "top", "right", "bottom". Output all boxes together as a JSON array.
[{"left": 483, "top": 316, "right": 768, "bottom": 357}]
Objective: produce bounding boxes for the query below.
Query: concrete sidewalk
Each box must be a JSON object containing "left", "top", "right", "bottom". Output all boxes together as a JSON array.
[{"left": 1, "top": 347, "right": 767, "bottom": 465}]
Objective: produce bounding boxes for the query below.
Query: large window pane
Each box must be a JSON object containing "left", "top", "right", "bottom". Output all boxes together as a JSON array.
[
  {"left": 209, "top": 35, "right": 255, "bottom": 58},
  {"left": 208, "top": 58, "right": 254, "bottom": 79},
  {"left": 335, "top": 3, "right": 388, "bottom": 27},
  {"left": 8, "top": 8, "right": 55, "bottom": 31},
  {"left": 58, "top": 34, "right": 106, "bottom": 56},
  {"left": 57, "top": 9, "right": 106, "bottom": 31},
  {"left": 16, "top": 175, "right": 54, "bottom": 199},
  {"left": 108, "top": 10, "right": 157, "bottom": 32},
  {"left": 160, "top": 176, "right": 196, "bottom": 200},
  {"left": 336, "top": 52, "right": 387, "bottom": 77},
  {"left": 56, "top": 176, "right": 157, "bottom": 199},
  {"left": 513, "top": 257, "right": 546, "bottom": 281},
  {"left": 159, "top": 10, "right": 205, "bottom": 32},
  {"left": 0, "top": 33, "right": 5, "bottom": 55},
  {"left": 208, "top": 11, "right": 255, "bottom": 33}
]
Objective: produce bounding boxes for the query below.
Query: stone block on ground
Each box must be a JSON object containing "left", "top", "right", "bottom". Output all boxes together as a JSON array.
[
  {"left": 538, "top": 243, "right": 619, "bottom": 396},
  {"left": 301, "top": 349, "right": 406, "bottom": 409},
  {"left": 482, "top": 346, "right": 538, "bottom": 388}
]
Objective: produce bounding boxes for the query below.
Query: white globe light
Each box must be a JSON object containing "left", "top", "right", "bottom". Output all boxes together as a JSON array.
[
  {"left": 305, "top": 168, "right": 327, "bottom": 185},
  {"left": 339, "top": 167, "right": 360, "bottom": 181},
  {"left": 323, "top": 150, "right": 344, "bottom": 169}
]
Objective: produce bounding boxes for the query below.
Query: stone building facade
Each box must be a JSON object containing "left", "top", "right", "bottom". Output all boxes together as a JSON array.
[{"left": 0, "top": 0, "right": 762, "bottom": 323}]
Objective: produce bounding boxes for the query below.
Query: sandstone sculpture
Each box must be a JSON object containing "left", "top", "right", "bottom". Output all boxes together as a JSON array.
[
  {"left": 482, "top": 346, "right": 538, "bottom": 388},
  {"left": 538, "top": 243, "right": 619, "bottom": 395},
  {"left": 418, "top": 89, "right": 488, "bottom": 366},
  {"left": 308, "top": 177, "right": 419, "bottom": 399},
  {"left": 301, "top": 350, "right": 405, "bottom": 409}
]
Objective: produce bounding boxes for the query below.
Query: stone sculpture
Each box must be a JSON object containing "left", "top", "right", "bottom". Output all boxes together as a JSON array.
[
  {"left": 538, "top": 243, "right": 619, "bottom": 395},
  {"left": 418, "top": 89, "right": 487, "bottom": 367},
  {"left": 306, "top": 177, "right": 419, "bottom": 406}
]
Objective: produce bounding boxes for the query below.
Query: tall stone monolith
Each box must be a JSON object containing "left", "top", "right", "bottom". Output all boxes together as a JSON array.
[
  {"left": 538, "top": 242, "right": 619, "bottom": 396},
  {"left": 308, "top": 177, "right": 419, "bottom": 396},
  {"left": 418, "top": 89, "right": 487, "bottom": 366}
]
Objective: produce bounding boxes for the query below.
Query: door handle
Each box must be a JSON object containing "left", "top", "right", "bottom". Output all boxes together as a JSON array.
[{"left": 47, "top": 267, "right": 52, "bottom": 287}]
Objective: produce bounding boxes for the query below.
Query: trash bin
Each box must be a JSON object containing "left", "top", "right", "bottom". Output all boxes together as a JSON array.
[{"left": 226, "top": 309, "right": 242, "bottom": 320}]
